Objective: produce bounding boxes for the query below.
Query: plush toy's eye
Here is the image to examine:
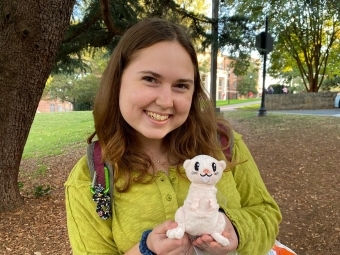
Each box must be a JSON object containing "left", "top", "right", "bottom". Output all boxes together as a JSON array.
[
  {"left": 212, "top": 162, "right": 217, "bottom": 172},
  {"left": 194, "top": 161, "right": 200, "bottom": 171}
]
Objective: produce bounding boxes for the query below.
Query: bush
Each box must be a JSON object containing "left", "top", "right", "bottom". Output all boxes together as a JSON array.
[{"left": 33, "top": 184, "right": 52, "bottom": 197}]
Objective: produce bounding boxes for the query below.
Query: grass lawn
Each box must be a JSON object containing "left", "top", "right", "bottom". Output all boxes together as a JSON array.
[
  {"left": 216, "top": 98, "right": 261, "bottom": 106},
  {"left": 233, "top": 104, "right": 261, "bottom": 111},
  {"left": 23, "top": 111, "right": 94, "bottom": 159}
]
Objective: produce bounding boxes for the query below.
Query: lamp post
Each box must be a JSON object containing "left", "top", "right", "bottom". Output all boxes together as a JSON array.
[
  {"left": 257, "top": 49, "right": 267, "bottom": 116},
  {"left": 210, "top": 0, "right": 219, "bottom": 111},
  {"left": 255, "top": 16, "right": 273, "bottom": 117},
  {"left": 227, "top": 69, "right": 230, "bottom": 104},
  {"left": 249, "top": 75, "right": 253, "bottom": 98}
]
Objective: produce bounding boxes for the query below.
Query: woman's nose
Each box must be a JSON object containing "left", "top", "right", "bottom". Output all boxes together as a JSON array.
[{"left": 155, "top": 86, "right": 174, "bottom": 108}]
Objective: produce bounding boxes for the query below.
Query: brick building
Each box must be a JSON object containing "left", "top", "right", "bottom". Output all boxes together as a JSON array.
[
  {"left": 37, "top": 97, "right": 73, "bottom": 113},
  {"left": 198, "top": 52, "right": 260, "bottom": 100}
]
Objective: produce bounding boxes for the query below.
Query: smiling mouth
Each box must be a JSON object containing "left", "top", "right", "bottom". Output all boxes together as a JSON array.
[{"left": 145, "top": 111, "right": 170, "bottom": 121}]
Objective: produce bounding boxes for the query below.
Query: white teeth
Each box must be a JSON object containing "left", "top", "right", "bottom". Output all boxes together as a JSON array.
[{"left": 146, "top": 111, "right": 169, "bottom": 121}]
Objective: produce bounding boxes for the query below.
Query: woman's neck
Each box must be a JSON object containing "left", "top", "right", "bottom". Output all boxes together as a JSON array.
[{"left": 136, "top": 136, "right": 176, "bottom": 175}]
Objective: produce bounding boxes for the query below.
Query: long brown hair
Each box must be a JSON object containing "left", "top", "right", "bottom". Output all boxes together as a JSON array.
[{"left": 89, "top": 18, "right": 232, "bottom": 191}]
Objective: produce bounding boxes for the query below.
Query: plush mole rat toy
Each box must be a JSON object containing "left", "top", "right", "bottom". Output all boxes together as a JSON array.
[{"left": 166, "top": 154, "right": 230, "bottom": 247}]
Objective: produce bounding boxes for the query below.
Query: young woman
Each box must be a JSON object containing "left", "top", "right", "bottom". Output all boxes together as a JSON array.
[{"left": 65, "top": 18, "right": 282, "bottom": 255}]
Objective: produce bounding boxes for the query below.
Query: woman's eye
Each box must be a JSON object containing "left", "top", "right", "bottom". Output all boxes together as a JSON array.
[
  {"left": 142, "top": 76, "right": 156, "bottom": 83},
  {"left": 175, "top": 84, "right": 189, "bottom": 90}
]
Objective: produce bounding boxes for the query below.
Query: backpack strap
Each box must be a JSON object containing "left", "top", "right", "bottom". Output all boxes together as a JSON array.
[{"left": 87, "top": 140, "right": 113, "bottom": 220}]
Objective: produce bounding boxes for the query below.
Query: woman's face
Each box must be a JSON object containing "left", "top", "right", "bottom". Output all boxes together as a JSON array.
[{"left": 119, "top": 41, "right": 195, "bottom": 142}]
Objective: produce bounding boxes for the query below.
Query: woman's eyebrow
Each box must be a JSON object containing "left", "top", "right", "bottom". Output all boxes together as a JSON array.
[
  {"left": 139, "top": 71, "right": 194, "bottom": 84},
  {"left": 138, "top": 70, "right": 162, "bottom": 78},
  {"left": 177, "top": 78, "right": 194, "bottom": 84}
]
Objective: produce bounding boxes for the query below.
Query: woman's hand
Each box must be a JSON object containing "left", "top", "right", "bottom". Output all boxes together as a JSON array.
[
  {"left": 191, "top": 213, "right": 238, "bottom": 255},
  {"left": 146, "top": 220, "right": 194, "bottom": 255}
]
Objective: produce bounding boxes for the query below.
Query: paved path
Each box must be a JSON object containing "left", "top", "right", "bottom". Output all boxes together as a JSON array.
[
  {"left": 270, "top": 109, "right": 340, "bottom": 117},
  {"left": 219, "top": 101, "right": 340, "bottom": 117}
]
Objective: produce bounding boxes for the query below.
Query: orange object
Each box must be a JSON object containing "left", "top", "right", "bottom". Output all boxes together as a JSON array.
[{"left": 271, "top": 240, "right": 297, "bottom": 255}]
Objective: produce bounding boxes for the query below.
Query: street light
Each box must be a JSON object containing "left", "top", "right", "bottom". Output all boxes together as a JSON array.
[
  {"left": 249, "top": 75, "right": 252, "bottom": 98},
  {"left": 255, "top": 16, "right": 273, "bottom": 117},
  {"left": 210, "top": 0, "right": 219, "bottom": 111},
  {"left": 227, "top": 69, "right": 230, "bottom": 104}
]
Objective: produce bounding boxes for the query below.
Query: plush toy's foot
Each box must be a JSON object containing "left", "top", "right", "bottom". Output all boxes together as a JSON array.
[
  {"left": 166, "top": 228, "right": 185, "bottom": 239},
  {"left": 211, "top": 232, "right": 230, "bottom": 247}
]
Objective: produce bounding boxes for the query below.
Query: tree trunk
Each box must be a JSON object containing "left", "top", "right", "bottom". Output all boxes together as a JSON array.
[
  {"left": 309, "top": 77, "right": 319, "bottom": 92},
  {"left": 0, "top": 0, "right": 75, "bottom": 212}
]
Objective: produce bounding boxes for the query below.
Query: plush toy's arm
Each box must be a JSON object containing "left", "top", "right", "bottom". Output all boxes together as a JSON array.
[
  {"left": 210, "top": 198, "right": 219, "bottom": 209},
  {"left": 190, "top": 198, "right": 200, "bottom": 210}
]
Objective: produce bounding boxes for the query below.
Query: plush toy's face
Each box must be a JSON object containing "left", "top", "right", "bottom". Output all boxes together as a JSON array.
[{"left": 183, "top": 155, "right": 226, "bottom": 184}]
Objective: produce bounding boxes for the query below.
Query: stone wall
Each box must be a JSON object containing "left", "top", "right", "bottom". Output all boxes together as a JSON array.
[{"left": 265, "top": 92, "right": 338, "bottom": 110}]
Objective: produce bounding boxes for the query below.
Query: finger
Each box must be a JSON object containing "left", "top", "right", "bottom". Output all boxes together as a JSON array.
[
  {"left": 193, "top": 235, "right": 237, "bottom": 254},
  {"left": 192, "top": 236, "right": 210, "bottom": 250},
  {"left": 186, "top": 244, "right": 194, "bottom": 255},
  {"left": 201, "top": 234, "right": 214, "bottom": 242},
  {"left": 153, "top": 220, "right": 177, "bottom": 235},
  {"left": 221, "top": 230, "right": 238, "bottom": 248},
  {"left": 165, "top": 240, "right": 192, "bottom": 255},
  {"left": 168, "top": 221, "right": 179, "bottom": 230},
  {"left": 222, "top": 230, "right": 232, "bottom": 238},
  {"left": 178, "top": 243, "right": 193, "bottom": 255}
]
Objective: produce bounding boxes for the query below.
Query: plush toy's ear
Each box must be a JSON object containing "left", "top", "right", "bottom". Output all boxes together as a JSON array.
[
  {"left": 219, "top": 160, "right": 227, "bottom": 170},
  {"left": 183, "top": 159, "right": 191, "bottom": 169}
]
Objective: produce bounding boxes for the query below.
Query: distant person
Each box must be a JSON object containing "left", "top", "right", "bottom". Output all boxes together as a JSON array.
[
  {"left": 282, "top": 86, "right": 288, "bottom": 94},
  {"left": 268, "top": 86, "right": 274, "bottom": 94}
]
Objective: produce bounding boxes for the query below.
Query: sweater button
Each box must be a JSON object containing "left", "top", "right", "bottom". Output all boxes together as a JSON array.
[{"left": 166, "top": 195, "right": 172, "bottom": 201}]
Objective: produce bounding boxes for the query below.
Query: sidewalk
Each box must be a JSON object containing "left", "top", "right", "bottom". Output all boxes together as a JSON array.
[
  {"left": 218, "top": 101, "right": 261, "bottom": 111},
  {"left": 218, "top": 100, "right": 340, "bottom": 117},
  {"left": 270, "top": 109, "right": 340, "bottom": 117}
]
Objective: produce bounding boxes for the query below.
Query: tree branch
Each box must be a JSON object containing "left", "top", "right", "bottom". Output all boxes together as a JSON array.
[{"left": 100, "top": 0, "right": 123, "bottom": 34}]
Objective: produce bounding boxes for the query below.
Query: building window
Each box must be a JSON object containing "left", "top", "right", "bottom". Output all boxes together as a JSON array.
[{"left": 218, "top": 77, "right": 224, "bottom": 87}]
